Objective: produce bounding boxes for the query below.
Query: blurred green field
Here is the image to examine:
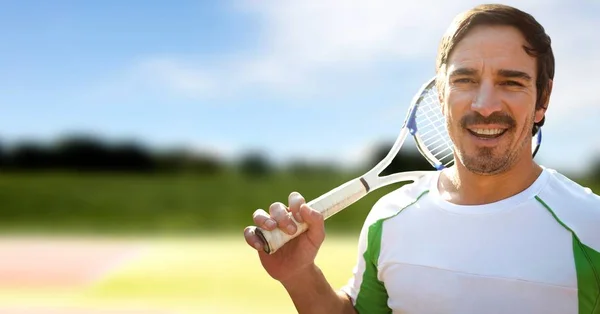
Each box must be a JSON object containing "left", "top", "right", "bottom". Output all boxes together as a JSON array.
[
  {"left": 0, "top": 235, "right": 359, "bottom": 314},
  {"left": 0, "top": 171, "right": 404, "bottom": 235}
]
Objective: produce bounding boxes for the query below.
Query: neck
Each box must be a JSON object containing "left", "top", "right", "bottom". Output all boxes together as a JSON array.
[{"left": 439, "top": 154, "right": 543, "bottom": 205}]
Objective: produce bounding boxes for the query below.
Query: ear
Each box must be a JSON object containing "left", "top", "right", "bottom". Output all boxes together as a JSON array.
[{"left": 535, "top": 79, "right": 553, "bottom": 124}]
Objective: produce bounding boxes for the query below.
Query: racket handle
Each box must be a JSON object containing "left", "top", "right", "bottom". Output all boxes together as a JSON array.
[{"left": 255, "top": 178, "right": 368, "bottom": 254}]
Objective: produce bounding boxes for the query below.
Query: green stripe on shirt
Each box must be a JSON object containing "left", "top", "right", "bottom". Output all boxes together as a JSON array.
[
  {"left": 354, "top": 218, "right": 391, "bottom": 313},
  {"left": 354, "top": 191, "right": 429, "bottom": 313},
  {"left": 535, "top": 196, "right": 600, "bottom": 314}
]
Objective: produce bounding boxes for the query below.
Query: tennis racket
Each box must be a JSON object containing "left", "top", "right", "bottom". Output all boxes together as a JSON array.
[
  {"left": 255, "top": 76, "right": 453, "bottom": 254},
  {"left": 532, "top": 127, "right": 542, "bottom": 158}
]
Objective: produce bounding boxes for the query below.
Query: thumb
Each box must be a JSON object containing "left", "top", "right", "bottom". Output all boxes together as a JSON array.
[{"left": 299, "top": 204, "right": 325, "bottom": 243}]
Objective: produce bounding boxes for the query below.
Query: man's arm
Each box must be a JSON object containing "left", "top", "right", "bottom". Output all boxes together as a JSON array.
[{"left": 281, "top": 263, "right": 356, "bottom": 314}]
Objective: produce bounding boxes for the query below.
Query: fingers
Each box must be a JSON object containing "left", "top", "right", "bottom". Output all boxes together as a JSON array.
[
  {"left": 252, "top": 208, "right": 276, "bottom": 231},
  {"left": 298, "top": 203, "right": 324, "bottom": 227},
  {"left": 245, "top": 192, "right": 313, "bottom": 252},
  {"left": 299, "top": 203, "right": 325, "bottom": 243},
  {"left": 244, "top": 226, "right": 264, "bottom": 251},
  {"left": 269, "top": 202, "right": 297, "bottom": 235},
  {"left": 288, "top": 192, "right": 306, "bottom": 223}
]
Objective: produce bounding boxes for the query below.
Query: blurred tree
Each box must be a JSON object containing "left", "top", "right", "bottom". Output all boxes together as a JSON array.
[
  {"left": 0, "top": 141, "right": 4, "bottom": 168},
  {"left": 192, "top": 154, "right": 225, "bottom": 175},
  {"left": 155, "top": 149, "right": 225, "bottom": 175},
  {"left": 54, "top": 136, "right": 113, "bottom": 171},
  {"left": 9, "top": 141, "right": 55, "bottom": 170},
  {"left": 155, "top": 150, "right": 187, "bottom": 172},
  {"left": 589, "top": 157, "right": 600, "bottom": 183},
  {"left": 54, "top": 135, "right": 155, "bottom": 172},
  {"left": 111, "top": 142, "right": 156, "bottom": 172},
  {"left": 239, "top": 151, "right": 273, "bottom": 177},
  {"left": 1, "top": 134, "right": 236, "bottom": 174},
  {"left": 368, "top": 142, "right": 435, "bottom": 176}
]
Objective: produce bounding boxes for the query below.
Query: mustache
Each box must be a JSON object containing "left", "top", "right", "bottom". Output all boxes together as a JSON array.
[{"left": 460, "top": 112, "right": 516, "bottom": 128}]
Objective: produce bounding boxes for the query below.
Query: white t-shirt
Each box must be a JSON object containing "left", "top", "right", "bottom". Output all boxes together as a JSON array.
[{"left": 341, "top": 167, "right": 600, "bottom": 314}]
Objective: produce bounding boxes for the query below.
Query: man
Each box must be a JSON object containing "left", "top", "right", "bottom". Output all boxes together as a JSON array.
[{"left": 244, "top": 4, "right": 600, "bottom": 314}]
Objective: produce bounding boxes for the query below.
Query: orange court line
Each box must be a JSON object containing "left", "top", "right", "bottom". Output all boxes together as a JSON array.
[{"left": 0, "top": 237, "right": 144, "bottom": 289}]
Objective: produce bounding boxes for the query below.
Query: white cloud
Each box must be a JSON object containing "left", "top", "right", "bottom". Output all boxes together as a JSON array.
[
  {"left": 134, "top": 58, "right": 215, "bottom": 99},
  {"left": 121, "top": 1, "right": 597, "bottom": 106},
  {"left": 80, "top": 0, "right": 599, "bottom": 133}
]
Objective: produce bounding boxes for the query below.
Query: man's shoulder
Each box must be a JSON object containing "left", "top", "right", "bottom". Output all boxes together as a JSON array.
[
  {"left": 538, "top": 167, "right": 600, "bottom": 250},
  {"left": 540, "top": 167, "right": 600, "bottom": 207},
  {"left": 363, "top": 171, "right": 436, "bottom": 227}
]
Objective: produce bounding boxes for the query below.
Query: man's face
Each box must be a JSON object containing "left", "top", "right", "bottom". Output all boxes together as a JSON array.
[{"left": 442, "top": 24, "right": 545, "bottom": 175}]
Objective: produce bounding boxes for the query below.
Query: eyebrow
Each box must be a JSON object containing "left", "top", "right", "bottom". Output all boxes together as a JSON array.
[
  {"left": 448, "top": 67, "right": 533, "bottom": 81},
  {"left": 497, "top": 69, "right": 532, "bottom": 81},
  {"left": 448, "top": 67, "right": 478, "bottom": 77}
]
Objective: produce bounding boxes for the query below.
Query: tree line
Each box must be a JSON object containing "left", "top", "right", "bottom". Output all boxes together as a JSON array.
[
  {"left": 1, "top": 134, "right": 599, "bottom": 182},
  {"left": 0, "top": 135, "right": 225, "bottom": 174},
  {"left": 0, "top": 134, "right": 444, "bottom": 176}
]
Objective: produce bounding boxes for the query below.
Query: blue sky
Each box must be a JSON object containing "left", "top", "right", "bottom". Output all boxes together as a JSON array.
[{"left": 2, "top": 0, "right": 599, "bottom": 175}]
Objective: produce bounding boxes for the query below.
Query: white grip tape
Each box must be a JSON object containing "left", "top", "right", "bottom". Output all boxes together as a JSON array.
[{"left": 256, "top": 178, "right": 368, "bottom": 254}]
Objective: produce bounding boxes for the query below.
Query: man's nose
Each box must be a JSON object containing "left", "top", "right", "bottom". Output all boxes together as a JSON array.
[{"left": 471, "top": 80, "right": 501, "bottom": 117}]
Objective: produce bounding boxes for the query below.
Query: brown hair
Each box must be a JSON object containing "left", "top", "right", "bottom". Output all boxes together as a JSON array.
[{"left": 436, "top": 4, "right": 554, "bottom": 135}]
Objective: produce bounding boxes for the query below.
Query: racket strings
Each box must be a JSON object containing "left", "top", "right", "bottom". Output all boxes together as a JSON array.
[{"left": 414, "top": 87, "right": 455, "bottom": 167}]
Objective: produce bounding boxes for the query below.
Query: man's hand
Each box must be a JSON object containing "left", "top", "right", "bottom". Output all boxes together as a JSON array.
[{"left": 244, "top": 191, "right": 325, "bottom": 283}]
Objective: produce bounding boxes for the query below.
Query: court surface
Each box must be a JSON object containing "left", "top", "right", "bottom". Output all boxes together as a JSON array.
[{"left": 0, "top": 234, "right": 358, "bottom": 313}]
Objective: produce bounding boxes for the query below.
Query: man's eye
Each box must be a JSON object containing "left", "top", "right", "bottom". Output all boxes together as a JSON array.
[
  {"left": 502, "top": 80, "right": 524, "bottom": 86},
  {"left": 453, "top": 78, "right": 474, "bottom": 84}
]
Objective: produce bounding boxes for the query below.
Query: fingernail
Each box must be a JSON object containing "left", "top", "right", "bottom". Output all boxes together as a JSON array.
[
  {"left": 254, "top": 242, "right": 262, "bottom": 250},
  {"left": 265, "top": 219, "right": 276, "bottom": 229},
  {"left": 287, "top": 224, "right": 296, "bottom": 235}
]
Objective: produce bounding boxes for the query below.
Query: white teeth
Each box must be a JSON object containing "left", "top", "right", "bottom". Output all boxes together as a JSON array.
[{"left": 471, "top": 128, "right": 504, "bottom": 135}]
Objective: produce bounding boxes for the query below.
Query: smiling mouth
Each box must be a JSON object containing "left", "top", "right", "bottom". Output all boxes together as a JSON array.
[{"left": 467, "top": 128, "right": 508, "bottom": 139}]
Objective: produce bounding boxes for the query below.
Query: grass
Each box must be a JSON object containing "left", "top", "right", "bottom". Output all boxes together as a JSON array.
[
  {"left": 0, "top": 171, "right": 403, "bottom": 235},
  {"left": 2, "top": 170, "right": 595, "bottom": 235},
  {"left": 0, "top": 235, "right": 360, "bottom": 314}
]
